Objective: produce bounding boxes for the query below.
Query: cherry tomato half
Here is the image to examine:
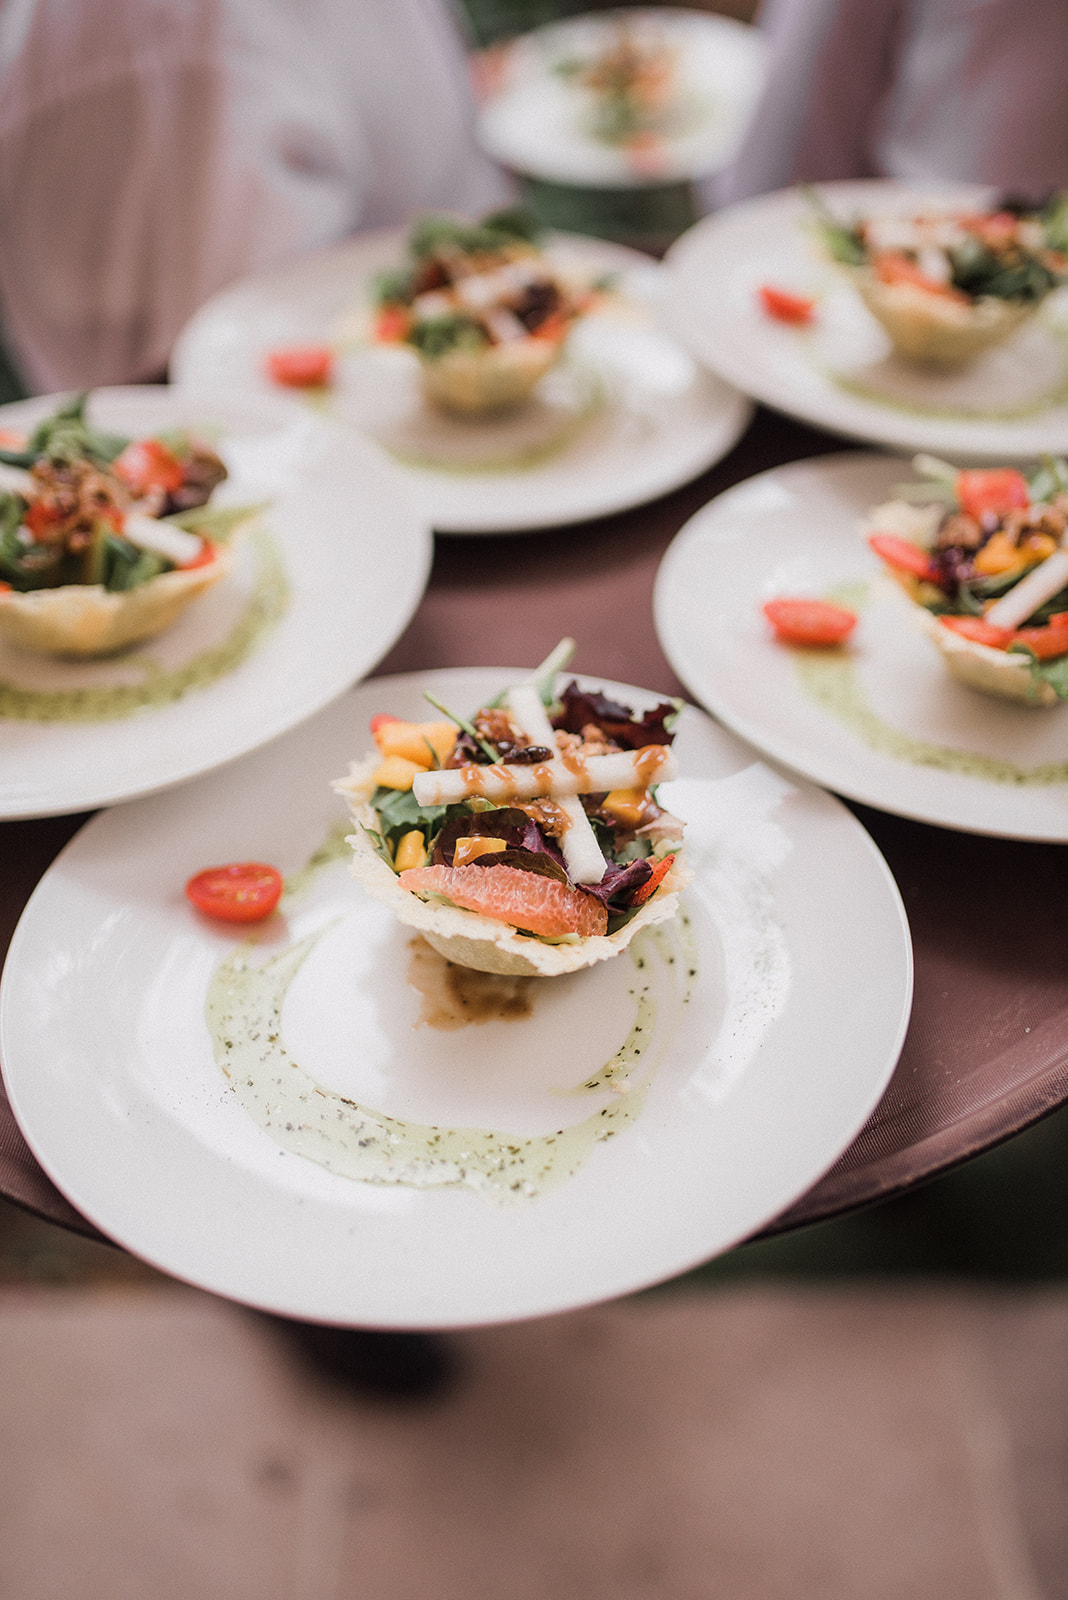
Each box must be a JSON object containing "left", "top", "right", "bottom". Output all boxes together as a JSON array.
[
  {"left": 757, "top": 285, "right": 816, "bottom": 325},
  {"left": 185, "top": 862, "right": 284, "bottom": 923},
  {"left": 956, "top": 468, "right": 1030, "bottom": 521},
  {"left": 762, "top": 597, "right": 858, "bottom": 647},
  {"left": 629, "top": 852, "right": 676, "bottom": 907},
  {"left": 265, "top": 345, "right": 334, "bottom": 388}
]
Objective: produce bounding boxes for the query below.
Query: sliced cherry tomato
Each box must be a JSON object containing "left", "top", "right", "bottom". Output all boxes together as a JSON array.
[
  {"left": 758, "top": 284, "right": 816, "bottom": 325},
  {"left": 955, "top": 468, "right": 1030, "bottom": 521},
  {"left": 179, "top": 538, "right": 218, "bottom": 570},
  {"left": 873, "top": 252, "right": 968, "bottom": 301},
  {"left": 372, "top": 306, "right": 411, "bottom": 343},
  {"left": 1012, "top": 615, "right": 1068, "bottom": 660},
  {"left": 0, "top": 581, "right": 11, "bottom": 593},
  {"left": 185, "top": 862, "right": 284, "bottom": 923},
  {"left": 23, "top": 499, "right": 65, "bottom": 537},
  {"left": 938, "top": 615, "right": 1014, "bottom": 648},
  {"left": 112, "top": 437, "right": 185, "bottom": 496},
  {"left": 762, "top": 597, "right": 858, "bottom": 646},
  {"left": 530, "top": 309, "right": 570, "bottom": 342},
  {"left": 265, "top": 345, "right": 334, "bottom": 388},
  {"left": 630, "top": 852, "right": 676, "bottom": 907},
  {"left": 868, "top": 532, "right": 938, "bottom": 581}
]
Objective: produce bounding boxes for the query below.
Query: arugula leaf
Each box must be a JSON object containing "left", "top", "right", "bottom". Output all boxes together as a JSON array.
[
  {"left": 407, "top": 314, "right": 489, "bottom": 360},
  {"left": 1009, "top": 643, "right": 1068, "bottom": 701},
  {"left": 802, "top": 185, "right": 867, "bottom": 266},
  {"left": 165, "top": 501, "right": 267, "bottom": 543}
]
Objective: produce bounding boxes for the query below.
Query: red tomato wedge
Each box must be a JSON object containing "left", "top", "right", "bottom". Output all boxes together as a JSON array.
[
  {"left": 185, "top": 862, "right": 284, "bottom": 923},
  {"left": 938, "top": 615, "right": 1014, "bottom": 648},
  {"left": 955, "top": 468, "right": 1030, "bottom": 521},
  {"left": 372, "top": 306, "right": 410, "bottom": 344},
  {"left": 179, "top": 539, "right": 218, "bottom": 570},
  {"left": 1013, "top": 615, "right": 1068, "bottom": 659},
  {"left": 873, "top": 252, "right": 968, "bottom": 301},
  {"left": 112, "top": 437, "right": 185, "bottom": 496},
  {"left": 265, "top": 345, "right": 334, "bottom": 388},
  {"left": 629, "top": 852, "right": 676, "bottom": 907},
  {"left": 758, "top": 285, "right": 816, "bottom": 325},
  {"left": 762, "top": 598, "right": 858, "bottom": 646},
  {"left": 868, "top": 532, "right": 938, "bottom": 580}
]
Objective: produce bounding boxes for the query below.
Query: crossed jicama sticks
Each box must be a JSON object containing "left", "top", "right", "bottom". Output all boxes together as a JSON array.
[{"left": 411, "top": 682, "right": 677, "bottom": 886}]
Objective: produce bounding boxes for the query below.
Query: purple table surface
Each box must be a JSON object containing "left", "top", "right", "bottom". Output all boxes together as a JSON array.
[{"left": 3, "top": 406, "right": 1067, "bottom": 1248}]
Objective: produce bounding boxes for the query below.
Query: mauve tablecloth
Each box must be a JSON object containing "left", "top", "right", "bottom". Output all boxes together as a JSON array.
[{"left": 3, "top": 407, "right": 1067, "bottom": 1247}]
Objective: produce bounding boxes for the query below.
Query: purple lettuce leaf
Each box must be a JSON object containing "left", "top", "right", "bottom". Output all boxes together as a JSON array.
[{"left": 552, "top": 681, "right": 676, "bottom": 748}]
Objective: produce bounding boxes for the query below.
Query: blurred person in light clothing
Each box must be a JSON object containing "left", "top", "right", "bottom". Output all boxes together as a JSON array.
[
  {"left": 709, "top": 0, "right": 1068, "bottom": 207},
  {"left": 0, "top": 0, "right": 509, "bottom": 392}
]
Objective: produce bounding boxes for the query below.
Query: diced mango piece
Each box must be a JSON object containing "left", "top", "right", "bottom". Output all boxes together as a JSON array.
[
  {"left": 373, "top": 717, "right": 458, "bottom": 767},
  {"left": 1022, "top": 532, "right": 1059, "bottom": 562},
  {"left": 452, "top": 835, "right": 508, "bottom": 866},
  {"left": 394, "top": 830, "right": 428, "bottom": 872},
  {"left": 974, "top": 531, "right": 1024, "bottom": 577},
  {"left": 372, "top": 754, "right": 424, "bottom": 792},
  {"left": 601, "top": 787, "right": 650, "bottom": 828}
]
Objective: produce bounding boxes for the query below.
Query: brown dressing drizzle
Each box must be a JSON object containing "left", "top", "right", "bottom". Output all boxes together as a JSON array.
[{"left": 406, "top": 936, "right": 535, "bottom": 1030}]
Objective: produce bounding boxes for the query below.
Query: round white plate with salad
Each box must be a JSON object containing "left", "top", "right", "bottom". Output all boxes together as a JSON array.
[
  {"left": 0, "top": 388, "right": 432, "bottom": 820},
  {"left": 171, "top": 227, "right": 751, "bottom": 535},
  {"left": 1, "top": 667, "right": 911, "bottom": 1328},
  {"left": 654, "top": 451, "right": 1068, "bottom": 840},
  {"left": 663, "top": 180, "right": 1068, "bottom": 462},
  {"left": 475, "top": 7, "right": 766, "bottom": 188}
]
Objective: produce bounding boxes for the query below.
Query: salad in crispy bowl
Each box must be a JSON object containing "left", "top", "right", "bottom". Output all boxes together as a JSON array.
[
  {"left": 334, "top": 641, "right": 689, "bottom": 977},
  {"left": 810, "top": 189, "right": 1068, "bottom": 369},
  {"left": 368, "top": 209, "right": 595, "bottom": 417},
  {"left": 866, "top": 456, "right": 1068, "bottom": 706},
  {"left": 0, "top": 393, "right": 256, "bottom": 657}
]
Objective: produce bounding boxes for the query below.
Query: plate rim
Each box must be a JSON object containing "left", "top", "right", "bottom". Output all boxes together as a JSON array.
[
  {"left": 654, "top": 448, "right": 1068, "bottom": 842},
  {"left": 663, "top": 177, "right": 1068, "bottom": 461},
  {"left": 475, "top": 5, "right": 767, "bottom": 187},
  {"left": 170, "top": 228, "right": 753, "bottom": 535},
  {"left": 0, "top": 666, "right": 913, "bottom": 1327},
  {"left": 0, "top": 385, "right": 434, "bottom": 820}
]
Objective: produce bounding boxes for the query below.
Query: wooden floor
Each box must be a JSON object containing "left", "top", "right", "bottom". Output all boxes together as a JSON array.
[
  {"left": 2, "top": 1104, "right": 1068, "bottom": 1598},
  {"left": 0, "top": 1277, "right": 1064, "bottom": 1599}
]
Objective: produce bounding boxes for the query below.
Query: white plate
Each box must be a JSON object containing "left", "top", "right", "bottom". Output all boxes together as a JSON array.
[
  {"left": 654, "top": 452, "right": 1068, "bottom": 840},
  {"left": 476, "top": 8, "right": 766, "bottom": 187},
  {"left": 171, "top": 229, "right": 751, "bottom": 534},
  {"left": 664, "top": 180, "right": 1068, "bottom": 462},
  {"left": 1, "top": 669, "right": 910, "bottom": 1328},
  {"left": 0, "top": 388, "right": 432, "bottom": 820}
]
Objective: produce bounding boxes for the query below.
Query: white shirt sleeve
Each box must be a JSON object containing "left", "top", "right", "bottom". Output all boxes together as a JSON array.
[{"left": 0, "top": 0, "right": 510, "bottom": 392}]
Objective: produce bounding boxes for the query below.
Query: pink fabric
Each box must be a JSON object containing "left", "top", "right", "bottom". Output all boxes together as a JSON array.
[
  {"left": 715, "top": 0, "right": 1068, "bottom": 205},
  {"left": 0, "top": 0, "right": 509, "bottom": 391}
]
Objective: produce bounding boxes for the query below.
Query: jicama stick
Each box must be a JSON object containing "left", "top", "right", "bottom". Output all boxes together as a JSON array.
[
  {"left": 985, "top": 547, "right": 1068, "bottom": 631},
  {"left": 505, "top": 684, "right": 605, "bottom": 886},
  {"left": 411, "top": 743, "right": 678, "bottom": 806}
]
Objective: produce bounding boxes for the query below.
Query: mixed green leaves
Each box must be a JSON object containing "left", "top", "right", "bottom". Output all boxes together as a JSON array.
[{"left": 0, "top": 392, "right": 125, "bottom": 469}]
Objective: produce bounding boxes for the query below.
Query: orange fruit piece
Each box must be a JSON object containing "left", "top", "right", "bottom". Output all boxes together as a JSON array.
[{"left": 398, "top": 863, "right": 608, "bottom": 938}]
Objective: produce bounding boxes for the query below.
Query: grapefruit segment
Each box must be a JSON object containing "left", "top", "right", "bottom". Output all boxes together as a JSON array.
[{"left": 398, "top": 863, "right": 608, "bottom": 939}]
